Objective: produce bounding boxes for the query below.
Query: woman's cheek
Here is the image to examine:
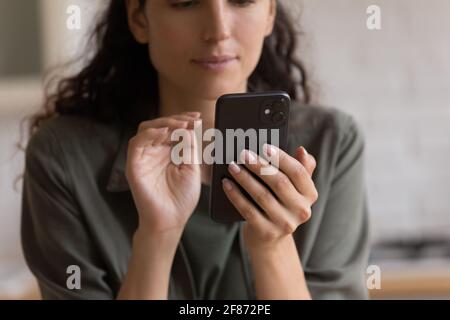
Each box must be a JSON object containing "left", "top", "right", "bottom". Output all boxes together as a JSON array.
[
  {"left": 235, "top": 15, "right": 269, "bottom": 74},
  {"left": 240, "top": 34, "right": 265, "bottom": 77},
  {"left": 148, "top": 35, "right": 190, "bottom": 81}
]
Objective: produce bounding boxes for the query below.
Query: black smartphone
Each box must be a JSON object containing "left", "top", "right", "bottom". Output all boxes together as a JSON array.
[{"left": 209, "top": 91, "right": 291, "bottom": 223}]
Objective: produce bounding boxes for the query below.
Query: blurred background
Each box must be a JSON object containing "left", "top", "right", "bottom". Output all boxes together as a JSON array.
[{"left": 0, "top": 0, "right": 449, "bottom": 299}]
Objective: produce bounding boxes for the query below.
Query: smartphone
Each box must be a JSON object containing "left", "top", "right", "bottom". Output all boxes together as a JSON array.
[{"left": 209, "top": 91, "right": 291, "bottom": 223}]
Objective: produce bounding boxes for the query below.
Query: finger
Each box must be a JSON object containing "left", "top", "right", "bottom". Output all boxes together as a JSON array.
[
  {"left": 171, "top": 115, "right": 197, "bottom": 122},
  {"left": 137, "top": 117, "right": 189, "bottom": 132},
  {"left": 182, "top": 111, "right": 201, "bottom": 118},
  {"left": 136, "top": 127, "right": 172, "bottom": 148},
  {"left": 263, "top": 144, "right": 318, "bottom": 203},
  {"left": 172, "top": 113, "right": 202, "bottom": 122},
  {"left": 176, "top": 129, "right": 201, "bottom": 171},
  {"left": 239, "top": 149, "right": 306, "bottom": 210},
  {"left": 221, "top": 178, "right": 274, "bottom": 231},
  {"left": 295, "top": 147, "right": 317, "bottom": 177},
  {"left": 185, "top": 128, "right": 201, "bottom": 165},
  {"left": 167, "top": 129, "right": 196, "bottom": 167},
  {"left": 228, "top": 161, "right": 298, "bottom": 230},
  {"left": 170, "top": 115, "right": 202, "bottom": 131},
  {"left": 128, "top": 127, "right": 171, "bottom": 163},
  {"left": 187, "top": 118, "right": 202, "bottom": 130}
]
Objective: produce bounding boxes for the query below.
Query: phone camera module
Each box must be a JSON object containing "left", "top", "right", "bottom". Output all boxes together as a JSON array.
[{"left": 272, "top": 111, "right": 286, "bottom": 123}]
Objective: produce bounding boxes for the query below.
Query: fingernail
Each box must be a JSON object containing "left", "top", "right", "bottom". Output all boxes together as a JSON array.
[
  {"left": 186, "top": 112, "right": 201, "bottom": 118},
  {"left": 177, "top": 121, "right": 188, "bottom": 128},
  {"left": 222, "top": 178, "right": 233, "bottom": 191},
  {"left": 229, "top": 161, "right": 241, "bottom": 174},
  {"left": 263, "top": 144, "right": 276, "bottom": 157},
  {"left": 259, "top": 155, "right": 269, "bottom": 166},
  {"left": 301, "top": 147, "right": 308, "bottom": 156},
  {"left": 241, "top": 149, "right": 257, "bottom": 164},
  {"left": 188, "top": 119, "right": 201, "bottom": 129}
]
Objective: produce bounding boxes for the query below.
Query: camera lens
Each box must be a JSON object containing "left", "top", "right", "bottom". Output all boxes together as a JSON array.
[
  {"left": 272, "top": 111, "right": 285, "bottom": 123},
  {"left": 273, "top": 101, "right": 283, "bottom": 109}
]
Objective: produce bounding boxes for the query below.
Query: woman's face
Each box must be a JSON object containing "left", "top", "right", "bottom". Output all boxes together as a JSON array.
[{"left": 126, "top": 0, "right": 276, "bottom": 100}]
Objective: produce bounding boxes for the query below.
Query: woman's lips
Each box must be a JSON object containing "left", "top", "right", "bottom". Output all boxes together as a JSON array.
[{"left": 191, "top": 55, "right": 238, "bottom": 71}]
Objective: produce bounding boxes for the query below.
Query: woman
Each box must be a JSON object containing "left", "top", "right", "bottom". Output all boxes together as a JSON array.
[{"left": 21, "top": 0, "right": 370, "bottom": 300}]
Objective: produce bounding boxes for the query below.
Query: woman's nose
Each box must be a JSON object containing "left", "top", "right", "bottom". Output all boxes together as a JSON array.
[{"left": 202, "top": 1, "right": 232, "bottom": 42}]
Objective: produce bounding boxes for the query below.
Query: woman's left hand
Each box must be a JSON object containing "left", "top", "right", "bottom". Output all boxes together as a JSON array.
[{"left": 222, "top": 144, "right": 318, "bottom": 251}]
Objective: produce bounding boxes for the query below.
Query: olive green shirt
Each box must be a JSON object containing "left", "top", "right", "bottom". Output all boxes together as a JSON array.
[{"left": 21, "top": 102, "right": 370, "bottom": 300}]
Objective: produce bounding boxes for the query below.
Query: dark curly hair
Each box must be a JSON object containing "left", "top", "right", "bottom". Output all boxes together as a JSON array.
[{"left": 29, "top": 0, "right": 312, "bottom": 135}]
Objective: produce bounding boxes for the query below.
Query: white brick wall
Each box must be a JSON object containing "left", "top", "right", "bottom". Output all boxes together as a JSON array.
[
  {"left": 297, "top": 0, "right": 450, "bottom": 242},
  {"left": 0, "top": 80, "right": 41, "bottom": 294}
]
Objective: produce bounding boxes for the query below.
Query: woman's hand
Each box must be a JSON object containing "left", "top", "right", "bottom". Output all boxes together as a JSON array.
[
  {"left": 125, "top": 112, "right": 202, "bottom": 234},
  {"left": 222, "top": 144, "right": 318, "bottom": 251}
]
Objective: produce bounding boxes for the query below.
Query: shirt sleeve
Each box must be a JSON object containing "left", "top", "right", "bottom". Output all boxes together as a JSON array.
[
  {"left": 21, "top": 124, "right": 114, "bottom": 299},
  {"left": 305, "top": 115, "right": 371, "bottom": 300}
]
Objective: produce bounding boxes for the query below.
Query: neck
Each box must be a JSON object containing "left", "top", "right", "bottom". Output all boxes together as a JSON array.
[{"left": 157, "top": 77, "right": 248, "bottom": 131}]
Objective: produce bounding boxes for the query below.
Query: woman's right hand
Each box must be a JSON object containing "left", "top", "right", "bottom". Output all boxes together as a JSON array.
[{"left": 125, "top": 112, "right": 202, "bottom": 235}]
